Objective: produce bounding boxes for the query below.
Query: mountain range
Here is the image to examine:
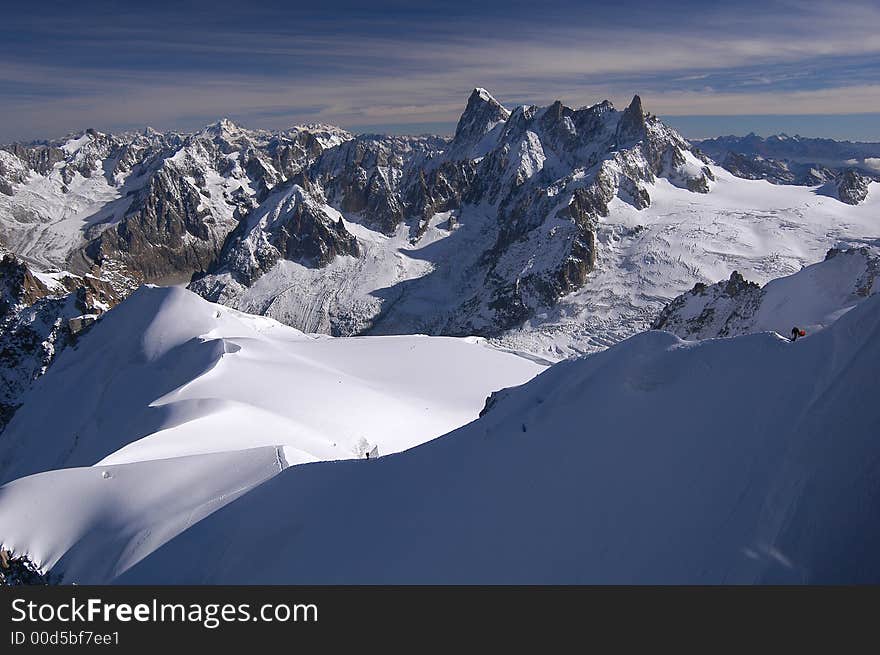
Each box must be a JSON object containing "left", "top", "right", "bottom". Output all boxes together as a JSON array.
[
  {"left": 2, "top": 88, "right": 880, "bottom": 584},
  {"left": 1, "top": 89, "right": 878, "bottom": 434},
  {"left": 695, "top": 133, "right": 880, "bottom": 190}
]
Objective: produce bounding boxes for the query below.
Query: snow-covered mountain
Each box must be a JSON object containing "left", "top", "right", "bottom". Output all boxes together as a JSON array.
[
  {"left": 3, "top": 91, "right": 879, "bottom": 362},
  {"left": 0, "top": 122, "right": 350, "bottom": 282},
  {"left": 190, "top": 92, "right": 717, "bottom": 339},
  {"left": 4, "top": 283, "right": 879, "bottom": 584},
  {"left": 184, "top": 93, "right": 878, "bottom": 358},
  {"left": 653, "top": 242, "right": 880, "bottom": 340}
]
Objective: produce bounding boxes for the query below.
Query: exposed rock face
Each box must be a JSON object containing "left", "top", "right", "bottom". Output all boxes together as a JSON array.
[
  {"left": 3, "top": 129, "right": 175, "bottom": 193},
  {"left": 835, "top": 169, "right": 872, "bottom": 205},
  {"left": 0, "top": 128, "right": 179, "bottom": 273},
  {"left": 407, "top": 160, "right": 478, "bottom": 232},
  {"left": 312, "top": 134, "right": 446, "bottom": 235},
  {"left": 193, "top": 184, "right": 359, "bottom": 289},
  {"left": 437, "top": 93, "right": 712, "bottom": 333},
  {"left": 85, "top": 164, "right": 228, "bottom": 283},
  {"left": 0, "top": 254, "right": 124, "bottom": 434},
  {"left": 0, "top": 254, "right": 51, "bottom": 314},
  {"left": 0, "top": 549, "right": 51, "bottom": 586},
  {"left": 1, "top": 122, "right": 350, "bottom": 284},
  {"left": 0, "top": 152, "right": 28, "bottom": 197},
  {"left": 2, "top": 143, "right": 66, "bottom": 177},
  {"left": 653, "top": 245, "right": 880, "bottom": 340}
]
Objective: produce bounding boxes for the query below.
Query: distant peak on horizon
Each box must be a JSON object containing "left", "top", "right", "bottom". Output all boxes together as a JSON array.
[{"left": 4, "top": 87, "right": 880, "bottom": 146}]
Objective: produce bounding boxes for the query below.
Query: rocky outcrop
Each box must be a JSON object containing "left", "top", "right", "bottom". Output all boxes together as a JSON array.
[
  {"left": 835, "top": 169, "right": 872, "bottom": 205},
  {"left": 0, "top": 549, "right": 51, "bottom": 586},
  {"left": 0, "top": 254, "right": 124, "bottom": 434},
  {"left": 267, "top": 124, "right": 350, "bottom": 180},
  {"left": 653, "top": 270, "right": 762, "bottom": 340},
  {"left": 406, "top": 160, "right": 478, "bottom": 233},
  {"left": 0, "top": 254, "right": 51, "bottom": 314},
  {"left": 0, "top": 151, "right": 28, "bottom": 196}
]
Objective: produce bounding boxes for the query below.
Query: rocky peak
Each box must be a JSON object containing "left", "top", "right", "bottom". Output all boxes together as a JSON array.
[
  {"left": 836, "top": 169, "right": 871, "bottom": 205},
  {"left": 456, "top": 88, "right": 510, "bottom": 135},
  {"left": 196, "top": 118, "right": 259, "bottom": 157},
  {"left": 446, "top": 88, "right": 511, "bottom": 160},
  {"left": 191, "top": 182, "right": 360, "bottom": 291},
  {"left": 723, "top": 270, "right": 760, "bottom": 297},
  {"left": 654, "top": 243, "right": 880, "bottom": 343},
  {"left": 203, "top": 118, "right": 242, "bottom": 137},
  {"left": 652, "top": 269, "right": 763, "bottom": 340}
]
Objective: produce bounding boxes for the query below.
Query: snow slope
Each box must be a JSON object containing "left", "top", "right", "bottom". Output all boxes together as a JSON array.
[
  {"left": 0, "top": 447, "right": 286, "bottom": 584},
  {"left": 0, "top": 286, "right": 542, "bottom": 581},
  {"left": 0, "top": 285, "right": 542, "bottom": 483},
  {"left": 94, "top": 293, "right": 880, "bottom": 584}
]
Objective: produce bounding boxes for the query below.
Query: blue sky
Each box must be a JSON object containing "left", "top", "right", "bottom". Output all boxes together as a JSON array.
[{"left": 2, "top": 0, "right": 879, "bottom": 142}]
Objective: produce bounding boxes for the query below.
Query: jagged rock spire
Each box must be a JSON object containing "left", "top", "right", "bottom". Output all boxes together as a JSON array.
[
  {"left": 448, "top": 88, "right": 511, "bottom": 159},
  {"left": 616, "top": 94, "right": 648, "bottom": 144}
]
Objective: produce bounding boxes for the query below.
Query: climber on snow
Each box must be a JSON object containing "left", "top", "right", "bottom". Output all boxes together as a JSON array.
[{"left": 790, "top": 326, "right": 806, "bottom": 342}]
